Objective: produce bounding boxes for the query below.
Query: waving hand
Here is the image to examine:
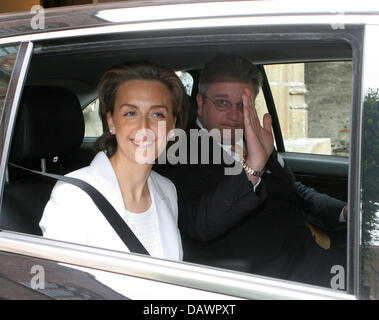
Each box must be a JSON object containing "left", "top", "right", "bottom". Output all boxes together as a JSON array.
[{"left": 242, "top": 88, "right": 274, "bottom": 173}]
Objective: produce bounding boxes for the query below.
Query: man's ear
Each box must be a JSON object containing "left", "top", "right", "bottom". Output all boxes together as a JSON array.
[{"left": 196, "top": 93, "right": 204, "bottom": 117}]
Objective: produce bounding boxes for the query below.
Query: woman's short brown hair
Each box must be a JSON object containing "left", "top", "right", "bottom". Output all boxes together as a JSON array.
[{"left": 95, "top": 61, "right": 189, "bottom": 157}]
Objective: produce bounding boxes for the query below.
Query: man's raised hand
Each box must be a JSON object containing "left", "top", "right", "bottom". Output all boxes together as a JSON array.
[{"left": 242, "top": 88, "right": 274, "bottom": 172}]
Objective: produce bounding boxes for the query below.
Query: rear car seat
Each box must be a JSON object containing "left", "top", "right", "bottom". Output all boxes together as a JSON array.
[{"left": 0, "top": 86, "right": 90, "bottom": 235}]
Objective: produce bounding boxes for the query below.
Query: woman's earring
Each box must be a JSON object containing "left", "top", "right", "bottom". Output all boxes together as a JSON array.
[
  {"left": 168, "top": 130, "right": 175, "bottom": 140},
  {"left": 110, "top": 129, "right": 114, "bottom": 135}
]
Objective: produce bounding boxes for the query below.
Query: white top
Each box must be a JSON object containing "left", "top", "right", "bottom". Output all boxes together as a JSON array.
[
  {"left": 40, "top": 152, "right": 183, "bottom": 261},
  {"left": 124, "top": 205, "right": 163, "bottom": 258}
]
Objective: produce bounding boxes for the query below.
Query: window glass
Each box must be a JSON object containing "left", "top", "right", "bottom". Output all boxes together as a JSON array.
[
  {"left": 0, "top": 45, "right": 19, "bottom": 120},
  {"left": 265, "top": 62, "right": 352, "bottom": 156}
]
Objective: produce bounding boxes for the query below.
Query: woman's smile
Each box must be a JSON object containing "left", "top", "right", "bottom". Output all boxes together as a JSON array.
[{"left": 130, "top": 138, "right": 156, "bottom": 147}]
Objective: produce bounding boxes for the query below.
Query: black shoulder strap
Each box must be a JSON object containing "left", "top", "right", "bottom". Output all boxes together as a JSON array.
[{"left": 8, "top": 163, "right": 150, "bottom": 256}]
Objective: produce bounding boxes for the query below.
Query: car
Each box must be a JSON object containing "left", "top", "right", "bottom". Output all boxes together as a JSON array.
[{"left": 0, "top": 0, "right": 378, "bottom": 300}]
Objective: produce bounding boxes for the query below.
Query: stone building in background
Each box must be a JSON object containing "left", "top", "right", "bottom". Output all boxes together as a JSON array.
[
  {"left": 257, "top": 61, "right": 352, "bottom": 157},
  {"left": 305, "top": 61, "right": 352, "bottom": 157}
]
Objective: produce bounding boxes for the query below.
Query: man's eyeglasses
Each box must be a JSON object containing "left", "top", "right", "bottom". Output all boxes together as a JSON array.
[{"left": 203, "top": 95, "right": 245, "bottom": 112}]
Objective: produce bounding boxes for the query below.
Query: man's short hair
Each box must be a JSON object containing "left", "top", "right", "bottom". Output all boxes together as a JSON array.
[{"left": 198, "top": 53, "right": 263, "bottom": 98}]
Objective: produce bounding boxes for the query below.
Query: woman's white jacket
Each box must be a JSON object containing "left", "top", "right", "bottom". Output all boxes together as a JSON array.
[{"left": 39, "top": 152, "right": 183, "bottom": 261}]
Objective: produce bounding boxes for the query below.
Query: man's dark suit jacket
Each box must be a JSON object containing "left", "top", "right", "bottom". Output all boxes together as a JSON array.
[{"left": 155, "top": 121, "right": 346, "bottom": 286}]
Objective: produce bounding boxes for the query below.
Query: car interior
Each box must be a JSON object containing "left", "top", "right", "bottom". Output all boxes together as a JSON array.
[{"left": 0, "top": 29, "right": 352, "bottom": 276}]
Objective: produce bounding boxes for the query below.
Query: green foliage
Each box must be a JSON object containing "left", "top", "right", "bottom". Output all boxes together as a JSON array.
[
  {"left": 361, "top": 88, "right": 379, "bottom": 298},
  {"left": 361, "top": 88, "right": 379, "bottom": 246}
]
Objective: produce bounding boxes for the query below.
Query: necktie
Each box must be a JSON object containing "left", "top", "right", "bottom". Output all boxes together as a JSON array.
[{"left": 305, "top": 222, "right": 331, "bottom": 250}]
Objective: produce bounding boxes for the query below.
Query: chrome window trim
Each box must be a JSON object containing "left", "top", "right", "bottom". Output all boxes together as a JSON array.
[
  {"left": 0, "top": 231, "right": 355, "bottom": 300},
  {"left": 0, "top": 14, "right": 378, "bottom": 46},
  {"left": 0, "top": 42, "right": 33, "bottom": 209}
]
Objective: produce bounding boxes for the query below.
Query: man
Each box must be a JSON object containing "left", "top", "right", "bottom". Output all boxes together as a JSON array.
[{"left": 157, "top": 54, "right": 347, "bottom": 288}]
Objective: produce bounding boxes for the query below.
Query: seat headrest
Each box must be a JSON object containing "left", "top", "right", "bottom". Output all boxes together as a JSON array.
[{"left": 10, "top": 86, "right": 85, "bottom": 162}]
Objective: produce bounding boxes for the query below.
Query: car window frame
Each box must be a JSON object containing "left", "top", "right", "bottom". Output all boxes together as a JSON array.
[
  {"left": 0, "top": 19, "right": 368, "bottom": 300},
  {"left": 0, "top": 41, "right": 33, "bottom": 202}
]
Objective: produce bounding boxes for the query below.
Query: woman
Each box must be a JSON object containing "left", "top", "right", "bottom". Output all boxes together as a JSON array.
[{"left": 40, "top": 61, "right": 188, "bottom": 261}]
